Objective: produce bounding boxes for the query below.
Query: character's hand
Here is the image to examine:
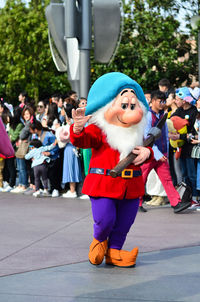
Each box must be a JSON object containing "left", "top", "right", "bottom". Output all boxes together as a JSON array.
[
  {"left": 132, "top": 146, "right": 151, "bottom": 166},
  {"left": 168, "top": 133, "right": 180, "bottom": 140},
  {"left": 72, "top": 108, "right": 92, "bottom": 134}
]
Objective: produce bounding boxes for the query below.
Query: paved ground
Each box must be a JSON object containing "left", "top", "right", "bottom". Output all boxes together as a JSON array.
[{"left": 0, "top": 192, "right": 200, "bottom": 301}]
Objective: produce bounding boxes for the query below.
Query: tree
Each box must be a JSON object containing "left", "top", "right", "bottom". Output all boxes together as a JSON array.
[
  {"left": 91, "top": 0, "right": 195, "bottom": 91},
  {"left": 0, "top": 0, "right": 70, "bottom": 104}
]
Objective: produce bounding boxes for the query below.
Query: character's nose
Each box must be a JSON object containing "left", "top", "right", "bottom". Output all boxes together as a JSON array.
[{"left": 122, "top": 109, "right": 143, "bottom": 125}]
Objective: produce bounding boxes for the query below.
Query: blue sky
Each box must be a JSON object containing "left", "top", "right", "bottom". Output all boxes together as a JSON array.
[{"left": 0, "top": 0, "right": 4, "bottom": 8}]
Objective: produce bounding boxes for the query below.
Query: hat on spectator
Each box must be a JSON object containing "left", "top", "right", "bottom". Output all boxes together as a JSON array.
[
  {"left": 176, "top": 87, "right": 196, "bottom": 105},
  {"left": 189, "top": 87, "right": 200, "bottom": 101},
  {"left": 85, "top": 72, "right": 149, "bottom": 115}
]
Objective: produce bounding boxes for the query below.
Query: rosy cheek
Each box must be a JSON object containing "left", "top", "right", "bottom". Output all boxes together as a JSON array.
[
  {"left": 104, "top": 106, "right": 122, "bottom": 123},
  {"left": 136, "top": 107, "right": 143, "bottom": 117}
]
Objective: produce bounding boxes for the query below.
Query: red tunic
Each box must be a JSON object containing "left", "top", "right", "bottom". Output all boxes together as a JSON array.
[{"left": 70, "top": 124, "right": 153, "bottom": 199}]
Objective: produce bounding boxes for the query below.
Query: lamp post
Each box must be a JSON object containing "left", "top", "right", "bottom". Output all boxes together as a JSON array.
[{"left": 191, "top": 15, "right": 200, "bottom": 85}]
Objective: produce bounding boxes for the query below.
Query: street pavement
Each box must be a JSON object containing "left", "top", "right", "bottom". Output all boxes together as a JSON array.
[{"left": 0, "top": 192, "right": 200, "bottom": 302}]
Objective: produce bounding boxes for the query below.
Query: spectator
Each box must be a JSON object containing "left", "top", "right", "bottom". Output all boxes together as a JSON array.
[
  {"left": 67, "top": 90, "right": 78, "bottom": 103},
  {"left": 61, "top": 108, "right": 82, "bottom": 198},
  {"left": 58, "top": 95, "right": 63, "bottom": 111},
  {"left": 46, "top": 102, "right": 60, "bottom": 130},
  {"left": 139, "top": 90, "right": 191, "bottom": 213},
  {"left": 144, "top": 91, "right": 151, "bottom": 104},
  {"left": 0, "top": 102, "right": 12, "bottom": 191},
  {"left": 0, "top": 116, "right": 15, "bottom": 191},
  {"left": 166, "top": 90, "right": 182, "bottom": 186},
  {"left": 29, "top": 119, "right": 61, "bottom": 197},
  {"left": 190, "top": 118, "right": 200, "bottom": 211},
  {"left": 63, "top": 92, "right": 78, "bottom": 111},
  {"left": 78, "top": 97, "right": 87, "bottom": 108},
  {"left": 158, "top": 78, "right": 172, "bottom": 98},
  {"left": 18, "top": 91, "right": 28, "bottom": 109},
  {"left": 145, "top": 170, "right": 167, "bottom": 206},
  {"left": 170, "top": 87, "right": 199, "bottom": 208},
  {"left": 0, "top": 98, "right": 4, "bottom": 116},
  {"left": 166, "top": 91, "right": 178, "bottom": 117},
  {"left": 25, "top": 139, "right": 57, "bottom": 197},
  {"left": 5, "top": 108, "right": 23, "bottom": 192},
  {"left": 51, "top": 93, "right": 60, "bottom": 106},
  {"left": 189, "top": 87, "right": 200, "bottom": 103},
  {"left": 11, "top": 106, "right": 35, "bottom": 193},
  {"left": 41, "top": 100, "right": 50, "bottom": 128},
  {"left": 36, "top": 100, "right": 46, "bottom": 123}
]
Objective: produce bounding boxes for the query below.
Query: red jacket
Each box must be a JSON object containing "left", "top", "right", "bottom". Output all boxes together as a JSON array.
[{"left": 70, "top": 124, "right": 153, "bottom": 199}]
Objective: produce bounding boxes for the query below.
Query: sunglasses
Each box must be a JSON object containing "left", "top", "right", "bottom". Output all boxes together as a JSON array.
[{"left": 37, "top": 105, "right": 44, "bottom": 108}]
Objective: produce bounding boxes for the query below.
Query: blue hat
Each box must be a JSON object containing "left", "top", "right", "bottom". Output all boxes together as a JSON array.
[
  {"left": 176, "top": 87, "right": 196, "bottom": 105},
  {"left": 85, "top": 72, "right": 149, "bottom": 115}
]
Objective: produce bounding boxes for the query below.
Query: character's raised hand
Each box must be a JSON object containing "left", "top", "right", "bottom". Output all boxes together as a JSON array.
[{"left": 72, "top": 108, "right": 92, "bottom": 134}]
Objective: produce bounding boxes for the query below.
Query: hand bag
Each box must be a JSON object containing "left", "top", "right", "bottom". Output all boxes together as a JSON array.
[
  {"left": 176, "top": 182, "right": 192, "bottom": 203},
  {"left": 191, "top": 145, "right": 200, "bottom": 159},
  {"left": 15, "top": 140, "right": 29, "bottom": 159}
]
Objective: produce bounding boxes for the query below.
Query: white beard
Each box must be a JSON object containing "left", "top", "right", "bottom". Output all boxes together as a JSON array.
[{"left": 89, "top": 101, "right": 148, "bottom": 160}]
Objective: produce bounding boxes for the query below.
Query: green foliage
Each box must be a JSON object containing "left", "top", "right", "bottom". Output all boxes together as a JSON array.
[
  {"left": 0, "top": 0, "right": 199, "bottom": 103},
  {"left": 0, "top": 0, "right": 70, "bottom": 105},
  {"left": 91, "top": 0, "right": 196, "bottom": 91}
]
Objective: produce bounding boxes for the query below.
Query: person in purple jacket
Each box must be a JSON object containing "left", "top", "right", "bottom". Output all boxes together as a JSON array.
[{"left": 0, "top": 117, "right": 14, "bottom": 158}]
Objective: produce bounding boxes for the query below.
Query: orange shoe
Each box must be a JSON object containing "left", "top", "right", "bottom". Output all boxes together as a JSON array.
[
  {"left": 106, "top": 247, "right": 139, "bottom": 267},
  {"left": 88, "top": 238, "right": 108, "bottom": 265}
]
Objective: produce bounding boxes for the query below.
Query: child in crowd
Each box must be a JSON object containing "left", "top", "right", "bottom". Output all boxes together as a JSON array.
[
  {"left": 29, "top": 119, "right": 61, "bottom": 197},
  {"left": 25, "top": 139, "right": 57, "bottom": 197}
]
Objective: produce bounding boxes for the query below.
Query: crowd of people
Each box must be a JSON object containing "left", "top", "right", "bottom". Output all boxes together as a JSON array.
[
  {"left": 0, "top": 90, "right": 89, "bottom": 199},
  {"left": 0, "top": 78, "right": 200, "bottom": 213},
  {"left": 141, "top": 79, "right": 200, "bottom": 212}
]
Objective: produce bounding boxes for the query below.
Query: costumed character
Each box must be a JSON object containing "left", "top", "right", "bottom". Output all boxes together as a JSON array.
[
  {"left": 70, "top": 72, "right": 154, "bottom": 267},
  {"left": 167, "top": 116, "right": 189, "bottom": 159}
]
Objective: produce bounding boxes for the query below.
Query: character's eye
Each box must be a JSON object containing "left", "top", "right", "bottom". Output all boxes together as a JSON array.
[
  {"left": 130, "top": 104, "right": 135, "bottom": 110},
  {"left": 121, "top": 103, "right": 128, "bottom": 110}
]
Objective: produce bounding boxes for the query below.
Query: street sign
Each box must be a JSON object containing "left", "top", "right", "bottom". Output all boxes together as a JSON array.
[
  {"left": 93, "top": 0, "right": 122, "bottom": 63},
  {"left": 45, "top": 0, "right": 122, "bottom": 97}
]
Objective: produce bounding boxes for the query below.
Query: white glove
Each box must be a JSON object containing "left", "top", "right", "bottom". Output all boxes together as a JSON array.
[{"left": 72, "top": 108, "right": 92, "bottom": 134}]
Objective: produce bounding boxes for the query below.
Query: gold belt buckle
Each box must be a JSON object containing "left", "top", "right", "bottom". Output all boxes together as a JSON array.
[{"left": 121, "top": 169, "right": 133, "bottom": 178}]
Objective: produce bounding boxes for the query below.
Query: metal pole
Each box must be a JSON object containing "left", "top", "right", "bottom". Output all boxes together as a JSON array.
[
  {"left": 80, "top": 50, "right": 91, "bottom": 98},
  {"left": 198, "top": 31, "right": 200, "bottom": 85},
  {"left": 79, "top": 0, "right": 92, "bottom": 98}
]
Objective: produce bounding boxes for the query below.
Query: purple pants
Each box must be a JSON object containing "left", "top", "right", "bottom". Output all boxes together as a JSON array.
[{"left": 90, "top": 197, "right": 139, "bottom": 250}]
